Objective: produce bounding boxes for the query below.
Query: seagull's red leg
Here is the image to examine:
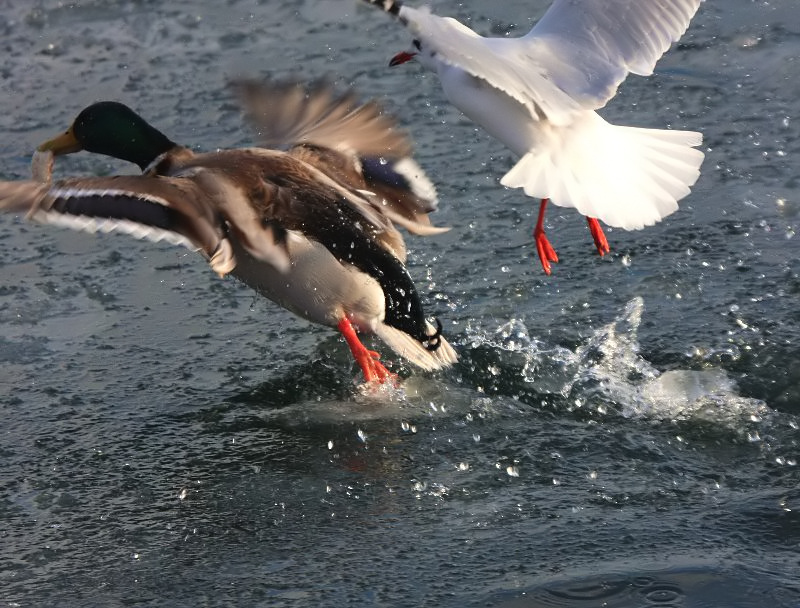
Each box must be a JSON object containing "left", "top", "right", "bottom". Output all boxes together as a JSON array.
[
  {"left": 586, "top": 217, "right": 610, "bottom": 256},
  {"left": 337, "top": 318, "right": 394, "bottom": 384},
  {"left": 533, "top": 198, "right": 559, "bottom": 274}
]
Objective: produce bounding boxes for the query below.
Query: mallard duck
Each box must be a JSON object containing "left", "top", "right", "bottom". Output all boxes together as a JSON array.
[
  {"left": 361, "top": 0, "right": 705, "bottom": 274},
  {"left": 0, "top": 79, "right": 458, "bottom": 383}
]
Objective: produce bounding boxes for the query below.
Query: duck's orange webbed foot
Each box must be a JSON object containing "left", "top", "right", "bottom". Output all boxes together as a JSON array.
[
  {"left": 359, "top": 348, "right": 396, "bottom": 384},
  {"left": 337, "top": 318, "right": 398, "bottom": 385}
]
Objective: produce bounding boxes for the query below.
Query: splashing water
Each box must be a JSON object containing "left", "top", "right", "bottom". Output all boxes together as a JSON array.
[
  {"left": 571, "top": 298, "right": 768, "bottom": 423},
  {"left": 472, "top": 297, "right": 769, "bottom": 425}
]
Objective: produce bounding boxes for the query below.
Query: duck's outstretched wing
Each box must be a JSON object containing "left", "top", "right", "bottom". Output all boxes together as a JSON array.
[
  {"left": 232, "top": 78, "right": 412, "bottom": 158},
  {"left": 0, "top": 175, "right": 290, "bottom": 276},
  {"left": 232, "top": 79, "right": 447, "bottom": 238}
]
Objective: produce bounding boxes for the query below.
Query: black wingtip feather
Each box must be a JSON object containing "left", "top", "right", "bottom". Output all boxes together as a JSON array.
[{"left": 51, "top": 193, "right": 179, "bottom": 231}]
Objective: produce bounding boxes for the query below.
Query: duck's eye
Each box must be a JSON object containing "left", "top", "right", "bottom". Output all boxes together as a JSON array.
[{"left": 412, "top": 39, "right": 421, "bottom": 51}]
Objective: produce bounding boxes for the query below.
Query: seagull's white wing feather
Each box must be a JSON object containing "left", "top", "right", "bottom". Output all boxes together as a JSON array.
[
  {"left": 527, "top": 0, "right": 702, "bottom": 109},
  {"left": 399, "top": 1, "right": 700, "bottom": 123},
  {"left": 400, "top": 6, "right": 582, "bottom": 126}
]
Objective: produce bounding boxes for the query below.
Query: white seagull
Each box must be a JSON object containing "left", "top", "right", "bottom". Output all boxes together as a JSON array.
[{"left": 361, "top": 0, "right": 705, "bottom": 274}]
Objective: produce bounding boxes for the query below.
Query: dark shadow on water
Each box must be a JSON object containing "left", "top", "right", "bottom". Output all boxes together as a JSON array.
[{"left": 229, "top": 358, "right": 353, "bottom": 409}]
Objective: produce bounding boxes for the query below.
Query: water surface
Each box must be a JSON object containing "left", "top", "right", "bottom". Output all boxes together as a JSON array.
[{"left": 1, "top": 0, "right": 799, "bottom": 606}]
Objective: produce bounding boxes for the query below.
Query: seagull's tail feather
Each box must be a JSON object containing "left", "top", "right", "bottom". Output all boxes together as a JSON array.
[
  {"left": 500, "top": 113, "right": 704, "bottom": 230},
  {"left": 374, "top": 321, "right": 458, "bottom": 372}
]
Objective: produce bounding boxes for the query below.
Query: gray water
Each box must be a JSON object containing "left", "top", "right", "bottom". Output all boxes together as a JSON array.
[{"left": 1, "top": 0, "right": 799, "bottom": 606}]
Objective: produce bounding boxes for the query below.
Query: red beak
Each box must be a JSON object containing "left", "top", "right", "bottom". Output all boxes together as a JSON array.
[{"left": 389, "top": 51, "right": 417, "bottom": 67}]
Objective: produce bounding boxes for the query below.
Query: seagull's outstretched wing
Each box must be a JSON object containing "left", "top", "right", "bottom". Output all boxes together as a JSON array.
[
  {"left": 400, "top": 6, "right": 582, "bottom": 126},
  {"left": 527, "top": 0, "right": 702, "bottom": 110},
  {"left": 399, "top": 1, "right": 700, "bottom": 125}
]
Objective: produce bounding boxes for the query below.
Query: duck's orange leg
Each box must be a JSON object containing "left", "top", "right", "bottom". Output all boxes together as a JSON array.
[
  {"left": 533, "top": 198, "right": 558, "bottom": 275},
  {"left": 587, "top": 217, "right": 610, "bottom": 256},
  {"left": 337, "top": 318, "right": 394, "bottom": 384}
]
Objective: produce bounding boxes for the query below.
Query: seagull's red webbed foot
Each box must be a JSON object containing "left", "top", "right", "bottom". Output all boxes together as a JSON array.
[
  {"left": 534, "top": 227, "right": 559, "bottom": 275},
  {"left": 586, "top": 217, "right": 610, "bottom": 256},
  {"left": 337, "top": 318, "right": 397, "bottom": 384},
  {"left": 533, "top": 198, "right": 558, "bottom": 275}
]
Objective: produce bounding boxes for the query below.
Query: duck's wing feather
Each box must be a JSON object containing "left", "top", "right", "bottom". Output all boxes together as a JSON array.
[
  {"left": 288, "top": 144, "right": 446, "bottom": 238},
  {"left": 0, "top": 175, "right": 289, "bottom": 277},
  {"left": 233, "top": 79, "right": 446, "bottom": 236},
  {"left": 359, "top": 156, "right": 447, "bottom": 236},
  {"left": 232, "top": 79, "right": 412, "bottom": 158}
]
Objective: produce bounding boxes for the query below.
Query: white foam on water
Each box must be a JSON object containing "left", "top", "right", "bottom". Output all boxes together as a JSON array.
[
  {"left": 572, "top": 297, "right": 769, "bottom": 423},
  {"left": 475, "top": 297, "right": 770, "bottom": 425}
]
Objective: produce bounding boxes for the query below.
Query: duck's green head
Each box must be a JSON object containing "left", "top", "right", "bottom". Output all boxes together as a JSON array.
[{"left": 37, "top": 101, "right": 177, "bottom": 171}]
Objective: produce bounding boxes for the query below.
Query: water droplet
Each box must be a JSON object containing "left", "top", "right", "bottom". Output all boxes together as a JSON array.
[
  {"left": 622, "top": 254, "right": 632, "bottom": 267},
  {"left": 457, "top": 462, "right": 469, "bottom": 471},
  {"left": 178, "top": 488, "right": 188, "bottom": 501},
  {"left": 473, "top": 434, "right": 481, "bottom": 443},
  {"left": 401, "top": 421, "right": 410, "bottom": 432},
  {"left": 506, "top": 466, "right": 519, "bottom": 477},
  {"left": 327, "top": 440, "right": 334, "bottom": 450},
  {"left": 357, "top": 429, "right": 367, "bottom": 443}
]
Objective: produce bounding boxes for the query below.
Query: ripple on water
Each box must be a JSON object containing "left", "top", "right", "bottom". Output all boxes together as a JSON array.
[{"left": 489, "top": 564, "right": 798, "bottom": 608}]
